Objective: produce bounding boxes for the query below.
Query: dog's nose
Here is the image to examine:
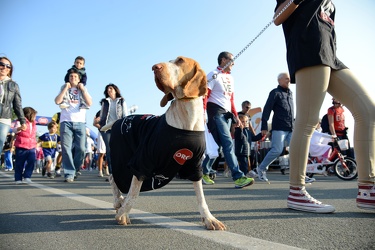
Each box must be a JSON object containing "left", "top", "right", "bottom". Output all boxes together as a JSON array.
[{"left": 152, "top": 64, "right": 163, "bottom": 72}]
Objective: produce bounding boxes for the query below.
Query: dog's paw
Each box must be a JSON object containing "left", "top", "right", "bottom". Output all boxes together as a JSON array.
[
  {"left": 115, "top": 206, "right": 131, "bottom": 225},
  {"left": 202, "top": 217, "right": 227, "bottom": 231},
  {"left": 116, "top": 214, "right": 131, "bottom": 225}
]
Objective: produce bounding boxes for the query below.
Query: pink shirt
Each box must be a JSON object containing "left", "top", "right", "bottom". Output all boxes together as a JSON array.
[{"left": 14, "top": 119, "right": 37, "bottom": 150}]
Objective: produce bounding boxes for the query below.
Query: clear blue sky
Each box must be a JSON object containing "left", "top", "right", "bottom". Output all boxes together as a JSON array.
[{"left": 2, "top": 0, "right": 375, "bottom": 144}]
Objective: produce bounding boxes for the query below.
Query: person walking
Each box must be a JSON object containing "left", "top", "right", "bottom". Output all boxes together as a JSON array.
[
  {"left": 327, "top": 98, "right": 353, "bottom": 157},
  {"left": 51, "top": 112, "right": 63, "bottom": 177},
  {"left": 38, "top": 121, "right": 60, "bottom": 178},
  {"left": 274, "top": 0, "right": 375, "bottom": 212},
  {"left": 202, "top": 51, "right": 254, "bottom": 188},
  {"left": 13, "top": 107, "right": 38, "bottom": 184},
  {"left": 93, "top": 110, "right": 107, "bottom": 177},
  {"left": 0, "top": 56, "right": 26, "bottom": 153},
  {"left": 96, "top": 83, "right": 128, "bottom": 181},
  {"left": 54, "top": 69, "right": 92, "bottom": 183},
  {"left": 257, "top": 72, "right": 294, "bottom": 182},
  {"left": 3, "top": 132, "right": 14, "bottom": 171}
]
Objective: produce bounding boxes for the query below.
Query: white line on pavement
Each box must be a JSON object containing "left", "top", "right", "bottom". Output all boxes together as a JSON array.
[{"left": 1, "top": 172, "right": 302, "bottom": 250}]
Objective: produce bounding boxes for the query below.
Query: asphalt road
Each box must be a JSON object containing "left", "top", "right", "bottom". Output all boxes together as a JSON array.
[{"left": 0, "top": 169, "right": 374, "bottom": 250}]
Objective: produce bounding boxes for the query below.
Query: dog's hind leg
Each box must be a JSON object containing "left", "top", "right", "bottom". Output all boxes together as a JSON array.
[
  {"left": 193, "top": 181, "right": 227, "bottom": 230},
  {"left": 109, "top": 175, "right": 124, "bottom": 212},
  {"left": 115, "top": 175, "right": 143, "bottom": 225}
]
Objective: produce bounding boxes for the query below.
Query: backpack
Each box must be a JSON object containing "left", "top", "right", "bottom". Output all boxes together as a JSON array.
[
  {"left": 320, "top": 114, "right": 329, "bottom": 133},
  {"left": 321, "top": 108, "right": 335, "bottom": 134}
]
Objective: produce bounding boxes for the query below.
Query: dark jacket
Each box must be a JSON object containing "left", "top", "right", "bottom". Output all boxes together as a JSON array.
[
  {"left": 99, "top": 97, "right": 128, "bottom": 129},
  {"left": 234, "top": 128, "right": 263, "bottom": 156},
  {"left": 261, "top": 85, "right": 294, "bottom": 132},
  {"left": 234, "top": 128, "right": 250, "bottom": 156},
  {"left": 0, "top": 80, "right": 25, "bottom": 125}
]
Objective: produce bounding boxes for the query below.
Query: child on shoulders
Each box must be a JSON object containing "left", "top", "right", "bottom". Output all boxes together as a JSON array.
[{"left": 59, "top": 56, "right": 89, "bottom": 110}]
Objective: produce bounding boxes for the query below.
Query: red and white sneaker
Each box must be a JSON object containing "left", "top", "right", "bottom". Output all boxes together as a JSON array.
[
  {"left": 287, "top": 186, "right": 335, "bottom": 213},
  {"left": 356, "top": 185, "right": 375, "bottom": 211}
]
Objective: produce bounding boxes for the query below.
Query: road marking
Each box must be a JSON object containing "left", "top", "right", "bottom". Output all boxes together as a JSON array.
[{"left": 1, "top": 172, "right": 301, "bottom": 249}]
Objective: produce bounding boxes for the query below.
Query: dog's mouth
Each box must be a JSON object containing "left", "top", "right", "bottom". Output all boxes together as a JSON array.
[
  {"left": 154, "top": 74, "right": 165, "bottom": 93},
  {"left": 153, "top": 67, "right": 174, "bottom": 107}
]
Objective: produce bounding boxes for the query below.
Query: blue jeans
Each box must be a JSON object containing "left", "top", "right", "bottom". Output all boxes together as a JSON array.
[
  {"left": 14, "top": 148, "right": 36, "bottom": 181},
  {"left": 0, "top": 122, "right": 10, "bottom": 155},
  {"left": 60, "top": 122, "right": 86, "bottom": 178},
  {"left": 202, "top": 156, "right": 217, "bottom": 175},
  {"left": 204, "top": 113, "right": 244, "bottom": 180},
  {"left": 258, "top": 130, "right": 292, "bottom": 172},
  {"left": 237, "top": 155, "right": 249, "bottom": 175},
  {"left": 100, "top": 130, "right": 112, "bottom": 174},
  {"left": 4, "top": 150, "right": 13, "bottom": 170}
]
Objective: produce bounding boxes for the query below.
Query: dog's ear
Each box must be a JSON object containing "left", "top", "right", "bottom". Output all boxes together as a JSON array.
[
  {"left": 160, "top": 92, "right": 174, "bottom": 107},
  {"left": 176, "top": 63, "right": 207, "bottom": 99}
]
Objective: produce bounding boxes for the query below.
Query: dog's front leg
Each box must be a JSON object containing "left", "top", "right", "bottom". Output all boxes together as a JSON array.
[
  {"left": 193, "top": 181, "right": 226, "bottom": 230},
  {"left": 116, "top": 175, "right": 143, "bottom": 225},
  {"left": 109, "top": 175, "right": 124, "bottom": 212}
]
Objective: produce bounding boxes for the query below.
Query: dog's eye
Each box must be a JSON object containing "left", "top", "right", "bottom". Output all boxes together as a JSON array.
[{"left": 175, "top": 57, "right": 185, "bottom": 65}]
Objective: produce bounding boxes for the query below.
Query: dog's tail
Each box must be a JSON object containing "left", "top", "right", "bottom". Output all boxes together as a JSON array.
[{"left": 100, "top": 121, "right": 116, "bottom": 132}]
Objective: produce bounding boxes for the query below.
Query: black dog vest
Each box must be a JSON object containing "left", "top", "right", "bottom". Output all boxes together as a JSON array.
[{"left": 110, "top": 114, "right": 205, "bottom": 193}]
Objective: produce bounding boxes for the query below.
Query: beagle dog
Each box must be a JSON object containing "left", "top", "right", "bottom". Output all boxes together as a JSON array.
[{"left": 108, "top": 56, "right": 226, "bottom": 230}]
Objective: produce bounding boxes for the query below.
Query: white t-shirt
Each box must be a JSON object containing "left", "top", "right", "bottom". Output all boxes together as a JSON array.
[
  {"left": 206, "top": 68, "right": 234, "bottom": 112},
  {"left": 85, "top": 136, "right": 95, "bottom": 153},
  {"left": 60, "top": 87, "right": 89, "bottom": 123}
]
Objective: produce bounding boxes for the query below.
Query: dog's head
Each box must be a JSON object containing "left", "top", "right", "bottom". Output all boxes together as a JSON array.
[{"left": 152, "top": 56, "right": 207, "bottom": 107}]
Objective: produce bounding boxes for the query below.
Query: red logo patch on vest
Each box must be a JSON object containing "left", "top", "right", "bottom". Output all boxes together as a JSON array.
[{"left": 173, "top": 148, "right": 193, "bottom": 165}]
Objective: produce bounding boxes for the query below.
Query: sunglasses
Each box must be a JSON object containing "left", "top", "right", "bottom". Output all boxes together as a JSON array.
[{"left": 0, "top": 62, "right": 12, "bottom": 69}]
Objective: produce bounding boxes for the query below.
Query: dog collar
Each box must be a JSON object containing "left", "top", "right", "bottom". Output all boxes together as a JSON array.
[{"left": 178, "top": 96, "right": 198, "bottom": 101}]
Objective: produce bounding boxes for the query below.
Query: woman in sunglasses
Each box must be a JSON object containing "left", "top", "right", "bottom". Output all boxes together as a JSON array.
[{"left": 0, "top": 56, "right": 26, "bottom": 154}]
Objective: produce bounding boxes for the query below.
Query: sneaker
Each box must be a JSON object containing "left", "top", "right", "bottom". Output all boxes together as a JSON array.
[
  {"left": 256, "top": 167, "right": 268, "bottom": 182},
  {"left": 23, "top": 178, "right": 32, "bottom": 184},
  {"left": 234, "top": 176, "right": 254, "bottom": 189},
  {"left": 98, "top": 171, "right": 103, "bottom": 177},
  {"left": 322, "top": 159, "right": 333, "bottom": 164},
  {"left": 223, "top": 169, "right": 231, "bottom": 178},
  {"left": 104, "top": 167, "right": 110, "bottom": 176},
  {"left": 59, "top": 102, "right": 69, "bottom": 109},
  {"left": 247, "top": 170, "right": 258, "bottom": 178},
  {"left": 327, "top": 166, "right": 335, "bottom": 175},
  {"left": 202, "top": 174, "right": 215, "bottom": 185},
  {"left": 42, "top": 167, "right": 46, "bottom": 176},
  {"left": 356, "top": 185, "right": 375, "bottom": 211},
  {"left": 36, "top": 168, "right": 40, "bottom": 173},
  {"left": 47, "top": 172, "right": 55, "bottom": 179},
  {"left": 64, "top": 177, "right": 74, "bottom": 183},
  {"left": 287, "top": 186, "right": 335, "bottom": 213},
  {"left": 305, "top": 176, "right": 316, "bottom": 184},
  {"left": 15, "top": 180, "right": 23, "bottom": 185},
  {"left": 280, "top": 168, "right": 286, "bottom": 175},
  {"left": 55, "top": 173, "right": 62, "bottom": 177}
]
